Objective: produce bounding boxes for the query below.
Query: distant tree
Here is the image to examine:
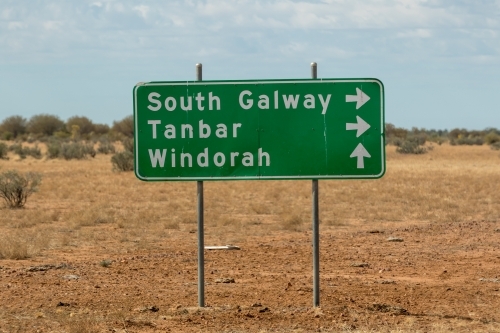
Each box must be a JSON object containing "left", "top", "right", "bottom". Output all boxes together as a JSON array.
[
  {"left": 93, "top": 123, "right": 110, "bottom": 135},
  {"left": 66, "top": 116, "right": 95, "bottom": 135},
  {"left": 26, "top": 114, "right": 64, "bottom": 136},
  {"left": 449, "top": 128, "right": 467, "bottom": 139},
  {"left": 0, "top": 116, "right": 27, "bottom": 139},
  {"left": 385, "top": 123, "right": 408, "bottom": 139},
  {"left": 112, "top": 115, "right": 133, "bottom": 138}
]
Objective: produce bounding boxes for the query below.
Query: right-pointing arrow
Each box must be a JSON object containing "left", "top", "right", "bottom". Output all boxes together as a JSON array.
[
  {"left": 346, "top": 116, "right": 371, "bottom": 137},
  {"left": 346, "top": 88, "right": 370, "bottom": 109},
  {"left": 350, "top": 143, "right": 371, "bottom": 169}
]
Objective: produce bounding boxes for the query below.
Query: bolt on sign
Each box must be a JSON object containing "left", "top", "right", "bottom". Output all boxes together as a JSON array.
[{"left": 133, "top": 79, "right": 385, "bottom": 181}]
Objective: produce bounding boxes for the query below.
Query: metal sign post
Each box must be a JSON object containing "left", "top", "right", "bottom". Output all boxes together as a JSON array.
[
  {"left": 196, "top": 63, "right": 205, "bottom": 307},
  {"left": 133, "top": 63, "right": 386, "bottom": 308},
  {"left": 311, "top": 62, "right": 320, "bottom": 307}
]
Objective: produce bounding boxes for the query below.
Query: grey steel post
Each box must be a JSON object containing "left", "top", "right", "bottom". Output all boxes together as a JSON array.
[
  {"left": 311, "top": 62, "right": 320, "bottom": 307},
  {"left": 196, "top": 63, "right": 205, "bottom": 307}
]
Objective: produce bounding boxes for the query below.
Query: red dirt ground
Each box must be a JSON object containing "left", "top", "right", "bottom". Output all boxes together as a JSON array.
[{"left": 1, "top": 219, "right": 500, "bottom": 332}]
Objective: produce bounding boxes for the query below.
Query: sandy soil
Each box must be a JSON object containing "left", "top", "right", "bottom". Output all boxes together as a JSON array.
[
  {"left": 1, "top": 144, "right": 500, "bottom": 332},
  {"left": 1, "top": 220, "right": 500, "bottom": 332}
]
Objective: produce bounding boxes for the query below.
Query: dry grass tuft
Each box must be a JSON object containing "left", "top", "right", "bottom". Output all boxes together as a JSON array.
[
  {"left": 0, "top": 229, "right": 50, "bottom": 259},
  {"left": 280, "top": 212, "right": 304, "bottom": 231}
]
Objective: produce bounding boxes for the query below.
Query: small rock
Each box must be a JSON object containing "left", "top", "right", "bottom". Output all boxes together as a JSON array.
[
  {"left": 215, "top": 278, "right": 235, "bottom": 283},
  {"left": 479, "top": 278, "right": 500, "bottom": 283},
  {"left": 62, "top": 274, "right": 80, "bottom": 280},
  {"left": 259, "top": 307, "right": 270, "bottom": 313},
  {"left": 251, "top": 303, "right": 262, "bottom": 307},
  {"left": 369, "top": 303, "right": 408, "bottom": 315},
  {"left": 350, "top": 262, "right": 369, "bottom": 268},
  {"left": 27, "top": 265, "right": 56, "bottom": 272},
  {"left": 387, "top": 237, "right": 404, "bottom": 242},
  {"left": 56, "top": 302, "right": 70, "bottom": 307},
  {"left": 375, "top": 279, "right": 396, "bottom": 284}
]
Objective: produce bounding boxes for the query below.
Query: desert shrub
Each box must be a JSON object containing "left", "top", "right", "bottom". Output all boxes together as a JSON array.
[
  {"left": 60, "top": 142, "right": 96, "bottom": 160},
  {"left": 281, "top": 214, "right": 303, "bottom": 231},
  {"left": 122, "top": 137, "right": 134, "bottom": 153},
  {"left": 450, "top": 137, "right": 484, "bottom": 146},
  {"left": 0, "top": 170, "right": 42, "bottom": 209},
  {"left": 0, "top": 115, "right": 27, "bottom": 139},
  {"left": 491, "top": 142, "right": 500, "bottom": 150},
  {"left": 46, "top": 140, "right": 62, "bottom": 159},
  {"left": 395, "top": 137, "right": 428, "bottom": 154},
  {"left": 427, "top": 134, "right": 447, "bottom": 145},
  {"left": 66, "top": 116, "right": 95, "bottom": 136},
  {"left": 111, "top": 151, "right": 134, "bottom": 172},
  {"left": 485, "top": 132, "right": 500, "bottom": 145},
  {"left": 8, "top": 143, "right": 42, "bottom": 159},
  {"left": 53, "top": 130, "right": 71, "bottom": 139},
  {"left": 1, "top": 131, "right": 13, "bottom": 140},
  {"left": 93, "top": 123, "right": 110, "bottom": 135},
  {"left": 27, "top": 114, "right": 65, "bottom": 136},
  {"left": 24, "top": 145, "right": 42, "bottom": 159},
  {"left": 385, "top": 123, "right": 408, "bottom": 145},
  {"left": 9, "top": 143, "right": 26, "bottom": 159},
  {"left": 97, "top": 140, "right": 116, "bottom": 155},
  {"left": 112, "top": 115, "right": 133, "bottom": 138},
  {"left": 449, "top": 128, "right": 468, "bottom": 140},
  {"left": 0, "top": 142, "right": 8, "bottom": 159}
]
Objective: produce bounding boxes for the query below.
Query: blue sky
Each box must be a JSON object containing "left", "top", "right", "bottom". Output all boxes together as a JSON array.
[{"left": 1, "top": 0, "right": 499, "bottom": 130}]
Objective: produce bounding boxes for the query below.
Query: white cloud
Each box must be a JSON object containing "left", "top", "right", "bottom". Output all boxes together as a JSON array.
[
  {"left": 42, "top": 20, "right": 63, "bottom": 31},
  {"left": 7, "top": 21, "right": 26, "bottom": 30},
  {"left": 133, "top": 5, "right": 149, "bottom": 19},
  {"left": 0, "top": 0, "right": 499, "bottom": 66},
  {"left": 397, "top": 29, "right": 433, "bottom": 39}
]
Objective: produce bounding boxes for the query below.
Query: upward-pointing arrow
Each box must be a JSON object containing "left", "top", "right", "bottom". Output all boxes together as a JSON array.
[
  {"left": 350, "top": 143, "right": 371, "bottom": 169},
  {"left": 346, "top": 88, "right": 370, "bottom": 109}
]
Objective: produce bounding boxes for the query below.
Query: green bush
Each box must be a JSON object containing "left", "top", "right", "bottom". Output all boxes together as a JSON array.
[
  {"left": 0, "top": 170, "right": 42, "bottom": 209},
  {"left": 25, "top": 145, "right": 42, "bottom": 159},
  {"left": 9, "top": 143, "right": 26, "bottom": 159},
  {"left": 112, "top": 115, "right": 133, "bottom": 138},
  {"left": 0, "top": 142, "right": 8, "bottom": 160},
  {"left": 485, "top": 132, "right": 500, "bottom": 145},
  {"left": 111, "top": 151, "right": 134, "bottom": 172},
  {"left": 8, "top": 143, "right": 42, "bottom": 159},
  {"left": 60, "top": 142, "right": 96, "bottom": 160},
  {"left": 450, "top": 137, "right": 484, "bottom": 146},
  {"left": 97, "top": 141, "right": 116, "bottom": 155},
  {"left": 396, "top": 141, "right": 428, "bottom": 154},
  {"left": 395, "top": 137, "right": 429, "bottom": 154},
  {"left": 1, "top": 131, "right": 13, "bottom": 141},
  {"left": 0, "top": 116, "right": 27, "bottom": 139},
  {"left": 46, "top": 140, "right": 62, "bottom": 159},
  {"left": 66, "top": 116, "right": 95, "bottom": 135},
  {"left": 93, "top": 123, "right": 110, "bottom": 135},
  {"left": 122, "top": 138, "right": 133, "bottom": 153},
  {"left": 27, "top": 114, "right": 64, "bottom": 136}
]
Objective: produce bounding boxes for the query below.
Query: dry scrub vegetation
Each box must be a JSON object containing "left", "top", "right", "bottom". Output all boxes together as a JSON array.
[{"left": 0, "top": 142, "right": 499, "bottom": 332}]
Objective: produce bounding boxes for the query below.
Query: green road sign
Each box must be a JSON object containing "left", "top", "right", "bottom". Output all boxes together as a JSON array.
[{"left": 133, "top": 78, "right": 385, "bottom": 181}]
